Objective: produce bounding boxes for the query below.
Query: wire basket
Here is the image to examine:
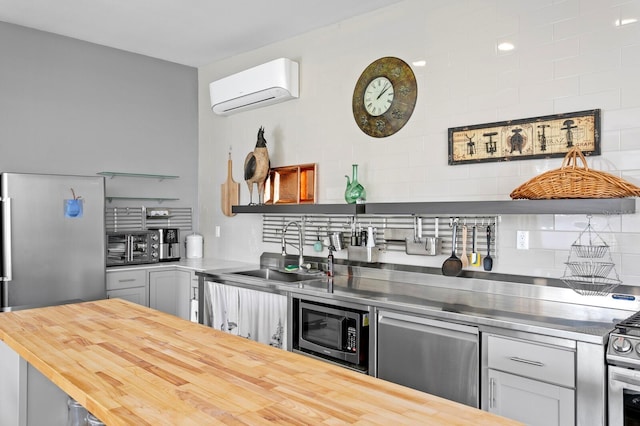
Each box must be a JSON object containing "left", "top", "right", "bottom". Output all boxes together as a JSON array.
[
  {"left": 561, "top": 276, "right": 622, "bottom": 296},
  {"left": 572, "top": 244, "right": 608, "bottom": 258},
  {"left": 510, "top": 146, "right": 640, "bottom": 199},
  {"left": 561, "top": 216, "right": 621, "bottom": 296},
  {"left": 565, "top": 261, "right": 614, "bottom": 278}
]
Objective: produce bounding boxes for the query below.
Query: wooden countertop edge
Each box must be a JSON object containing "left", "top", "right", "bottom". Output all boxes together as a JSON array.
[{"left": 0, "top": 299, "right": 523, "bottom": 425}]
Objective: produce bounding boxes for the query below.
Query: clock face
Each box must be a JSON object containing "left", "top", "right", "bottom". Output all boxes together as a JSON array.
[
  {"left": 352, "top": 57, "right": 418, "bottom": 138},
  {"left": 364, "top": 76, "right": 394, "bottom": 117}
]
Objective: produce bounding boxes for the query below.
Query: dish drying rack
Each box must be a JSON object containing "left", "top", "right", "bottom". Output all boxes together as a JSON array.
[{"left": 561, "top": 217, "right": 621, "bottom": 296}]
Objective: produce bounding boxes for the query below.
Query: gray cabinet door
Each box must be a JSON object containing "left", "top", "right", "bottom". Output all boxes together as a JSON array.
[
  {"left": 487, "top": 369, "right": 574, "bottom": 426},
  {"left": 377, "top": 310, "right": 479, "bottom": 408},
  {"left": 149, "top": 270, "right": 190, "bottom": 319}
]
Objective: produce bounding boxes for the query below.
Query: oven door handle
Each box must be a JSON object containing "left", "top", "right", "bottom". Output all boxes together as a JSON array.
[{"left": 611, "top": 371, "right": 640, "bottom": 388}]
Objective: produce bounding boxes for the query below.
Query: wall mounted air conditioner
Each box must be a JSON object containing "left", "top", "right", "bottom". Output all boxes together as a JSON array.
[{"left": 209, "top": 58, "right": 299, "bottom": 116}]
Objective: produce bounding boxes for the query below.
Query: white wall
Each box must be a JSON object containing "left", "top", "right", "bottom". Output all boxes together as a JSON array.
[
  {"left": 198, "top": 0, "right": 640, "bottom": 284},
  {"left": 0, "top": 22, "right": 199, "bottom": 216}
]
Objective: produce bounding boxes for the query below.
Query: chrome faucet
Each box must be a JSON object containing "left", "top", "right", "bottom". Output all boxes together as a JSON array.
[{"left": 281, "top": 221, "right": 304, "bottom": 268}]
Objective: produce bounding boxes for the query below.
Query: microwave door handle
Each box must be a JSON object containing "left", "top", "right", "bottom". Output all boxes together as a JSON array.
[
  {"left": 337, "top": 317, "right": 347, "bottom": 349},
  {"left": 127, "top": 235, "right": 133, "bottom": 262},
  {"left": 1, "top": 198, "right": 12, "bottom": 282}
]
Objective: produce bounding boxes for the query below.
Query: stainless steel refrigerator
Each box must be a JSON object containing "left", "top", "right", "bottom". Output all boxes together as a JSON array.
[{"left": 1, "top": 172, "right": 106, "bottom": 311}]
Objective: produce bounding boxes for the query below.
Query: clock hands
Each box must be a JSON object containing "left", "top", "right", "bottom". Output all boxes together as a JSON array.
[{"left": 377, "top": 83, "right": 391, "bottom": 99}]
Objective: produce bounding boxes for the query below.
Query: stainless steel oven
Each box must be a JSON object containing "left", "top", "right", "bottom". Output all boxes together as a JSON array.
[
  {"left": 609, "top": 366, "right": 640, "bottom": 426},
  {"left": 608, "top": 311, "right": 640, "bottom": 425},
  {"left": 293, "top": 298, "right": 369, "bottom": 372}
]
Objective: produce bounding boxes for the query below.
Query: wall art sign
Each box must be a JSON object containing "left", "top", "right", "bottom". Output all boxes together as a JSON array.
[{"left": 447, "top": 109, "right": 600, "bottom": 165}]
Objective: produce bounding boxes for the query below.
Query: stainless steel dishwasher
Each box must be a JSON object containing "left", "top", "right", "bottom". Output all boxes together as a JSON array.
[{"left": 377, "top": 310, "right": 479, "bottom": 408}]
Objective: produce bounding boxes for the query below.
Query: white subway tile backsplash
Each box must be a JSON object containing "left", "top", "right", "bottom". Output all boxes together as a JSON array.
[
  {"left": 555, "top": 213, "right": 622, "bottom": 232},
  {"left": 622, "top": 87, "right": 640, "bottom": 109},
  {"left": 622, "top": 43, "right": 640, "bottom": 67},
  {"left": 200, "top": 0, "right": 640, "bottom": 285},
  {"left": 554, "top": 88, "right": 620, "bottom": 112},
  {"left": 622, "top": 254, "right": 640, "bottom": 277},
  {"left": 523, "top": 0, "right": 580, "bottom": 29},
  {"left": 620, "top": 128, "right": 640, "bottom": 149},
  {"left": 593, "top": 149, "right": 640, "bottom": 171},
  {"left": 603, "top": 107, "right": 640, "bottom": 130},
  {"left": 554, "top": 49, "right": 620, "bottom": 78}
]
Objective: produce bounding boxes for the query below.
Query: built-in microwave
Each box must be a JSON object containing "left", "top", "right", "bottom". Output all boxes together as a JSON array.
[
  {"left": 294, "top": 298, "right": 369, "bottom": 372},
  {"left": 106, "top": 230, "right": 160, "bottom": 266}
]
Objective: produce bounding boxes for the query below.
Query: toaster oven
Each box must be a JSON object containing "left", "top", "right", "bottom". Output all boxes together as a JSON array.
[{"left": 106, "top": 230, "right": 160, "bottom": 266}]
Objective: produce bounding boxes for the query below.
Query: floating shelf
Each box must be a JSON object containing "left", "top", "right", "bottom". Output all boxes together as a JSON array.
[
  {"left": 232, "top": 198, "right": 636, "bottom": 216},
  {"left": 106, "top": 197, "right": 179, "bottom": 203},
  {"left": 97, "top": 172, "right": 179, "bottom": 181},
  {"left": 233, "top": 203, "right": 365, "bottom": 215},
  {"left": 364, "top": 199, "right": 637, "bottom": 215}
]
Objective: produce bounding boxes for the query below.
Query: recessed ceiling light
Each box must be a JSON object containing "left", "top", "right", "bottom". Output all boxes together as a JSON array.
[
  {"left": 615, "top": 18, "right": 638, "bottom": 26},
  {"left": 497, "top": 42, "right": 515, "bottom": 51},
  {"left": 412, "top": 60, "right": 426, "bottom": 67}
]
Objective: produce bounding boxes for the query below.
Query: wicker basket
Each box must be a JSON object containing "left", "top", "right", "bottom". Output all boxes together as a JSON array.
[{"left": 510, "top": 147, "right": 640, "bottom": 199}]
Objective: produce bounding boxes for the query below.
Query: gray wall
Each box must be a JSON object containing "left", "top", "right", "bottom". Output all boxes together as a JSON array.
[{"left": 0, "top": 21, "right": 198, "bottom": 220}]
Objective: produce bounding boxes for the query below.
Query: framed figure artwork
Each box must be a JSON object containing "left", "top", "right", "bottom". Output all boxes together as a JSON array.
[{"left": 448, "top": 109, "right": 600, "bottom": 165}]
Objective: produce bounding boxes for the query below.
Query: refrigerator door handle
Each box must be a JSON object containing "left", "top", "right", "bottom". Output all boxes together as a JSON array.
[{"left": 1, "top": 197, "right": 12, "bottom": 282}]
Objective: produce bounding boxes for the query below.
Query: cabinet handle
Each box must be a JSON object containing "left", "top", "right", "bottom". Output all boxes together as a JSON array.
[
  {"left": 508, "top": 356, "right": 544, "bottom": 367},
  {"left": 489, "top": 378, "right": 495, "bottom": 408},
  {"left": 118, "top": 278, "right": 136, "bottom": 283}
]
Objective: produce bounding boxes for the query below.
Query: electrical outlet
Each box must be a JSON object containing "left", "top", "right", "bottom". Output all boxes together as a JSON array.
[
  {"left": 215, "top": 226, "right": 221, "bottom": 238},
  {"left": 517, "top": 230, "right": 529, "bottom": 250}
]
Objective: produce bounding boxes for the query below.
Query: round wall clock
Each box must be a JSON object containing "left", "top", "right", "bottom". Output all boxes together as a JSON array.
[{"left": 352, "top": 56, "right": 418, "bottom": 138}]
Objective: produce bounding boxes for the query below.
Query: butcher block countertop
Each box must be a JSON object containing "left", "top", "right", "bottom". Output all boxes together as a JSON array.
[{"left": 0, "top": 299, "right": 521, "bottom": 425}]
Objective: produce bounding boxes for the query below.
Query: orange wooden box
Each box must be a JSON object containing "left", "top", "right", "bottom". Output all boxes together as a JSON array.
[{"left": 264, "top": 163, "right": 317, "bottom": 204}]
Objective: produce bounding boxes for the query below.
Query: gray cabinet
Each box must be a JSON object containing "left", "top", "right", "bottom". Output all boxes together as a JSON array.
[
  {"left": 108, "top": 267, "right": 198, "bottom": 321},
  {"left": 107, "top": 286, "right": 147, "bottom": 306},
  {"left": 106, "top": 269, "right": 148, "bottom": 306},
  {"left": 483, "top": 334, "right": 575, "bottom": 426},
  {"left": 377, "top": 310, "right": 479, "bottom": 408},
  {"left": 149, "top": 269, "right": 191, "bottom": 320},
  {"left": 0, "top": 341, "right": 68, "bottom": 426}
]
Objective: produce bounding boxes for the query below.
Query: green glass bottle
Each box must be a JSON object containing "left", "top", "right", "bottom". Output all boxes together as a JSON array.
[{"left": 344, "top": 164, "right": 366, "bottom": 204}]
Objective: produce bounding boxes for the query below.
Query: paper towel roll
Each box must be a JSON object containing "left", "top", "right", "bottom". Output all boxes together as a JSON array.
[{"left": 186, "top": 233, "right": 203, "bottom": 258}]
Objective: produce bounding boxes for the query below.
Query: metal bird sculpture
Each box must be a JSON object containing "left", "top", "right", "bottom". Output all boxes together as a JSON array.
[{"left": 244, "top": 126, "right": 270, "bottom": 205}]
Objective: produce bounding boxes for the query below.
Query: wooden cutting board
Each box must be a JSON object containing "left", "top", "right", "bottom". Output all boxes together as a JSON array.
[{"left": 221, "top": 152, "right": 239, "bottom": 217}]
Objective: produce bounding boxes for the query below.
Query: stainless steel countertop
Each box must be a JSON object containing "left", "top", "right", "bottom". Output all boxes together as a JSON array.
[{"left": 197, "top": 254, "right": 640, "bottom": 345}]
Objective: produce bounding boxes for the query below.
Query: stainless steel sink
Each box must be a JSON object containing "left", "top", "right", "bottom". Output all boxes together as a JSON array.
[{"left": 231, "top": 268, "right": 323, "bottom": 283}]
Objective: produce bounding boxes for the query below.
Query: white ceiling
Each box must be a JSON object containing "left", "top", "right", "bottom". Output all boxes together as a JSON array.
[{"left": 0, "top": 0, "right": 403, "bottom": 67}]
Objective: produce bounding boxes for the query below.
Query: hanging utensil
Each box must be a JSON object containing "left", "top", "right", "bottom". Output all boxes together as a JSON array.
[
  {"left": 483, "top": 225, "right": 493, "bottom": 271},
  {"left": 460, "top": 225, "right": 469, "bottom": 268},
  {"left": 425, "top": 217, "right": 442, "bottom": 255},
  {"left": 470, "top": 225, "right": 480, "bottom": 266},
  {"left": 442, "top": 221, "right": 462, "bottom": 276}
]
